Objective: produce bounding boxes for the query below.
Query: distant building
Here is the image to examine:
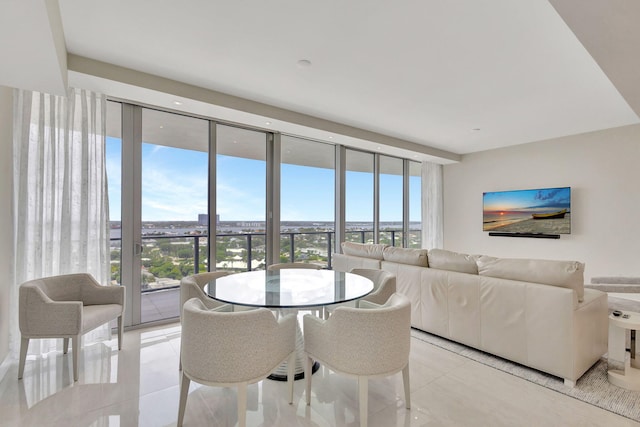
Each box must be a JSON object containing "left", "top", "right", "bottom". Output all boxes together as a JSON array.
[{"left": 198, "top": 214, "right": 220, "bottom": 226}]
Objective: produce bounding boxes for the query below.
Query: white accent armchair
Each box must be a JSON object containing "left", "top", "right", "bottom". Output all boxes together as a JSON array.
[
  {"left": 303, "top": 293, "right": 411, "bottom": 427},
  {"left": 178, "top": 298, "right": 297, "bottom": 427},
  {"left": 18, "top": 273, "right": 125, "bottom": 382}
]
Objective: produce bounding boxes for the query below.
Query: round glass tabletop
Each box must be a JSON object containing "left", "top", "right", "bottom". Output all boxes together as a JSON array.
[{"left": 205, "top": 269, "right": 374, "bottom": 308}]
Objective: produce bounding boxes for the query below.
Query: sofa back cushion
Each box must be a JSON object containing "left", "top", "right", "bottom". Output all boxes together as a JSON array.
[
  {"left": 476, "top": 255, "right": 585, "bottom": 302},
  {"left": 382, "top": 246, "right": 429, "bottom": 267},
  {"left": 341, "top": 242, "right": 388, "bottom": 260},
  {"left": 427, "top": 249, "right": 478, "bottom": 274}
]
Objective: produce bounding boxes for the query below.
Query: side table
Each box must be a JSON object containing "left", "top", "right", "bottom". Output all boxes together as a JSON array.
[{"left": 608, "top": 311, "right": 640, "bottom": 390}]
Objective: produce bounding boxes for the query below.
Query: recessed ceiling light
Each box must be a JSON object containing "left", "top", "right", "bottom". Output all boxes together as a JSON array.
[
  {"left": 173, "top": 101, "right": 183, "bottom": 106},
  {"left": 297, "top": 59, "right": 312, "bottom": 68}
]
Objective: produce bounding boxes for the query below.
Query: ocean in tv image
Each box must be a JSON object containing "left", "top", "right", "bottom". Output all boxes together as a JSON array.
[{"left": 483, "top": 187, "right": 571, "bottom": 234}]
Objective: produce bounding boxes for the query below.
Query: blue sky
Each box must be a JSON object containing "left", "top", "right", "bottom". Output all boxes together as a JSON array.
[{"left": 106, "top": 137, "right": 421, "bottom": 222}]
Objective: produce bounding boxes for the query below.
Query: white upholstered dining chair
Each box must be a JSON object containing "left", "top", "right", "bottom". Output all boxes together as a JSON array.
[
  {"left": 267, "top": 262, "right": 322, "bottom": 271},
  {"left": 18, "top": 273, "right": 125, "bottom": 382},
  {"left": 349, "top": 268, "right": 396, "bottom": 306},
  {"left": 323, "top": 268, "right": 396, "bottom": 318},
  {"left": 303, "top": 293, "right": 411, "bottom": 427},
  {"left": 179, "top": 271, "right": 231, "bottom": 312},
  {"left": 178, "top": 298, "right": 297, "bottom": 427},
  {"left": 267, "top": 262, "right": 324, "bottom": 316}
]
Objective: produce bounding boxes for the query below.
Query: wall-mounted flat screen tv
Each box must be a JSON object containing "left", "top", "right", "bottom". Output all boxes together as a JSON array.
[{"left": 483, "top": 187, "right": 571, "bottom": 234}]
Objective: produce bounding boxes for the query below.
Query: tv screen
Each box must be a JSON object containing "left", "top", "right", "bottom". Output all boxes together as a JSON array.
[{"left": 483, "top": 187, "right": 571, "bottom": 234}]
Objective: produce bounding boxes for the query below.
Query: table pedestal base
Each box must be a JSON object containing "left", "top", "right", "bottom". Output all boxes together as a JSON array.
[
  {"left": 268, "top": 308, "right": 321, "bottom": 381},
  {"left": 269, "top": 361, "right": 319, "bottom": 381}
]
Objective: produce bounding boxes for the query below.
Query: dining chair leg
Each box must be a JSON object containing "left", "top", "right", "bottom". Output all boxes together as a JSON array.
[
  {"left": 359, "top": 376, "right": 368, "bottom": 427},
  {"left": 18, "top": 337, "right": 29, "bottom": 379},
  {"left": 177, "top": 372, "right": 190, "bottom": 427},
  {"left": 402, "top": 364, "right": 411, "bottom": 409},
  {"left": 287, "top": 351, "right": 295, "bottom": 404},
  {"left": 238, "top": 382, "right": 247, "bottom": 427},
  {"left": 305, "top": 356, "right": 313, "bottom": 405}
]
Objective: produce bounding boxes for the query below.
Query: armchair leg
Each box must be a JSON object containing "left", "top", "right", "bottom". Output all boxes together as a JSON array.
[
  {"left": 63, "top": 338, "right": 69, "bottom": 354},
  {"left": 177, "top": 372, "right": 190, "bottom": 427},
  {"left": 117, "top": 315, "right": 124, "bottom": 351},
  {"left": 237, "top": 382, "right": 247, "bottom": 427},
  {"left": 18, "top": 337, "right": 29, "bottom": 379},
  {"left": 359, "top": 376, "right": 368, "bottom": 427},
  {"left": 72, "top": 335, "right": 80, "bottom": 382},
  {"left": 402, "top": 364, "right": 411, "bottom": 409}
]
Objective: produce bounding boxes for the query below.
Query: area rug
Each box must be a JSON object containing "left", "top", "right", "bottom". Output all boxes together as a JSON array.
[{"left": 411, "top": 329, "right": 640, "bottom": 422}]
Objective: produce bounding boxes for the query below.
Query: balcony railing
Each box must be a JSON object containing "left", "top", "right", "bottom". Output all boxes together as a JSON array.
[{"left": 110, "top": 229, "right": 421, "bottom": 292}]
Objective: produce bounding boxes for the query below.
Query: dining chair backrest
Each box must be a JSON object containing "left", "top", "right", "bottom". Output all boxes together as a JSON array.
[
  {"left": 178, "top": 298, "right": 296, "bottom": 426},
  {"left": 267, "top": 262, "right": 322, "bottom": 271},
  {"left": 349, "top": 268, "right": 396, "bottom": 306},
  {"left": 180, "top": 271, "right": 230, "bottom": 312},
  {"left": 303, "top": 292, "right": 411, "bottom": 427}
]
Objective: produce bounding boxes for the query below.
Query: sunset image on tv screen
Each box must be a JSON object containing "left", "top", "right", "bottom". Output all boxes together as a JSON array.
[{"left": 483, "top": 187, "right": 571, "bottom": 234}]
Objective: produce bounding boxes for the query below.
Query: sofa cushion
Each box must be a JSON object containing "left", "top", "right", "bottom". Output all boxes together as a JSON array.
[
  {"left": 476, "top": 255, "right": 585, "bottom": 302},
  {"left": 382, "top": 247, "right": 429, "bottom": 267},
  {"left": 341, "top": 242, "right": 388, "bottom": 260},
  {"left": 427, "top": 249, "right": 479, "bottom": 274}
]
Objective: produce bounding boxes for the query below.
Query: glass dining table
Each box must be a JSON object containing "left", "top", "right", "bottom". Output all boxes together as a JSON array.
[{"left": 205, "top": 269, "right": 374, "bottom": 380}]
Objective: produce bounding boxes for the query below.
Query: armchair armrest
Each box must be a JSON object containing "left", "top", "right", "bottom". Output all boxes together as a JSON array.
[
  {"left": 20, "top": 285, "right": 82, "bottom": 337},
  {"left": 81, "top": 276, "right": 125, "bottom": 306}
]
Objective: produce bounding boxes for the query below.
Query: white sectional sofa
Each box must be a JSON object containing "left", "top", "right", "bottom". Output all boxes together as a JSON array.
[{"left": 332, "top": 242, "right": 608, "bottom": 386}]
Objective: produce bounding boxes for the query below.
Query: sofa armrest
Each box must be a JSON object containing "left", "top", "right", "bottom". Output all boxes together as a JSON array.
[{"left": 571, "top": 289, "right": 608, "bottom": 380}]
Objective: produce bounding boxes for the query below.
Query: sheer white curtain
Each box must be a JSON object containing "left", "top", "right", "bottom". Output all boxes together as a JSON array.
[
  {"left": 421, "top": 161, "right": 443, "bottom": 249},
  {"left": 9, "top": 88, "right": 110, "bottom": 358}
]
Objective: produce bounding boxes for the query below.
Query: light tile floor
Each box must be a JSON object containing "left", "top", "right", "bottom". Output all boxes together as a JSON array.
[{"left": 2, "top": 322, "right": 639, "bottom": 427}]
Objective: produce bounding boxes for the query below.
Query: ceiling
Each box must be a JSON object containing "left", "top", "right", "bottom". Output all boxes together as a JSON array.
[{"left": 2, "top": 0, "right": 640, "bottom": 163}]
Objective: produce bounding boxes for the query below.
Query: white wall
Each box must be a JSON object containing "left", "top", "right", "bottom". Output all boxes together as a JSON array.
[
  {"left": 0, "top": 86, "right": 13, "bottom": 364},
  {"left": 443, "top": 124, "right": 640, "bottom": 282}
]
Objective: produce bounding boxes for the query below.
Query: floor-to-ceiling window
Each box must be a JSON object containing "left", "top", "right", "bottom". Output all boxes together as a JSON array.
[
  {"left": 215, "top": 124, "right": 268, "bottom": 272},
  {"left": 139, "top": 108, "right": 209, "bottom": 322},
  {"left": 379, "top": 155, "right": 404, "bottom": 246},
  {"left": 280, "top": 136, "right": 335, "bottom": 266},
  {"left": 409, "top": 160, "right": 422, "bottom": 248},
  {"left": 107, "top": 101, "right": 423, "bottom": 325},
  {"left": 345, "top": 149, "right": 374, "bottom": 243}
]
